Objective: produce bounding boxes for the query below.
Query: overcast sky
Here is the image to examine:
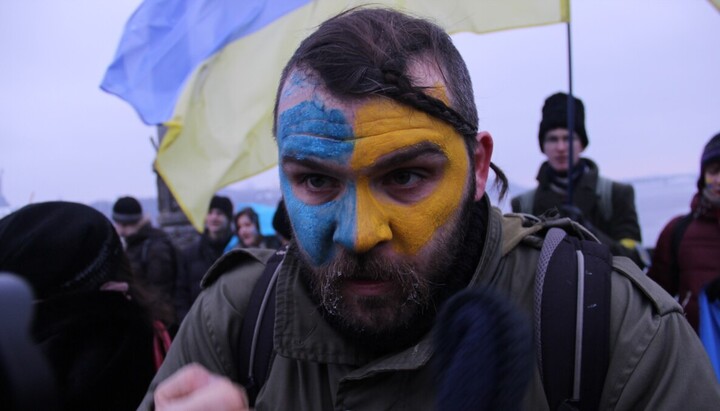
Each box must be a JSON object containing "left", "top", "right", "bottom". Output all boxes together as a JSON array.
[{"left": 1, "top": 0, "right": 719, "bottom": 211}]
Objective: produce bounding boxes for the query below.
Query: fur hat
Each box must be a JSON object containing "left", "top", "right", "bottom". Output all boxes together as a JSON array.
[
  {"left": 209, "top": 195, "right": 233, "bottom": 221},
  {"left": 0, "top": 201, "right": 126, "bottom": 300},
  {"left": 112, "top": 196, "right": 143, "bottom": 224},
  {"left": 698, "top": 132, "right": 720, "bottom": 191},
  {"left": 538, "top": 92, "right": 589, "bottom": 151}
]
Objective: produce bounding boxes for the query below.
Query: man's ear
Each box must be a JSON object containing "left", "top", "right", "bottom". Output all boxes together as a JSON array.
[{"left": 472, "top": 131, "right": 494, "bottom": 201}]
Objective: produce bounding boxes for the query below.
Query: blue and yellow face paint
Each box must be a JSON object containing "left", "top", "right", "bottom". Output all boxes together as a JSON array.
[{"left": 277, "top": 78, "right": 469, "bottom": 266}]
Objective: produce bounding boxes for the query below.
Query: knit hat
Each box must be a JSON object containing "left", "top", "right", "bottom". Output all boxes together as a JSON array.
[
  {"left": 209, "top": 195, "right": 233, "bottom": 221},
  {"left": 697, "top": 132, "right": 720, "bottom": 191},
  {"left": 0, "top": 201, "right": 125, "bottom": 300},
  {"left": 538, "top": 92, "right": 589, "bottom": 151},
  {"left": 112, "top": 196, "right": 143, "bottom": 224}
]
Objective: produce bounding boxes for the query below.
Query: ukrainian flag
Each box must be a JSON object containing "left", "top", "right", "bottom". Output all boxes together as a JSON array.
[{"left": 102, "top": 0, "right": 569, "bottom": 231}]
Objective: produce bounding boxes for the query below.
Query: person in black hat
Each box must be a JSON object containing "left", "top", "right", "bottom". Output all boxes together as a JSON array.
[
  {"left": 511, "top": 92, "right": 646, "bottom": 266},
  {"left": 112, "top": 196, "right": 178, "bottom": 328},
  {"left": 649, "top": 132, "right": 720, "bottom": 333},
  {"left": 175, "top": 194, "right": 234, "bottom": 323},
  {"left": 0, "top": 201, "right": 156, "bottom": 411}
]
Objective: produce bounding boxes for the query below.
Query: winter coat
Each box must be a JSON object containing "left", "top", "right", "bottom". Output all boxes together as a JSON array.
[
  {"left": 140, "top": 197, "right": 720, "bottom": 410},
  {"left": 236, "top": 235, "right": 282, "bottom": 250},
  {"left": 511, "top": 159, "right": 643, "bottom": 262},
  {"left": 174, "top": 231, "right": 231, "bottom": 323},
  {"left": 124, "top": 223, "right": 178, "bottom": 324},
  {"left": 648, "top": 193, "right": 720, "bottom": 331},
  {"left": 34, "top": 291, "right": 155, "bottom": 411}
]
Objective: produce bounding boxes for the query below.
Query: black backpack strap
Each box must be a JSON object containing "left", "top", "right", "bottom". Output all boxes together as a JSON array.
[
  {"left": 536, "top": 227, "right": 612, "bottom": 411},
  {"left": 670, "top": 213, "right": 693, "bottom": 292},
  {"left": 237, "top": 246, "right": 286, "bottom": 406}
]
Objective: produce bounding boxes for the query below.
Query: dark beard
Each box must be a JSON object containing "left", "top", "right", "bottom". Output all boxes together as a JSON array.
[{"left": 294, "top": 195, "right": 483, "bottom": 355}]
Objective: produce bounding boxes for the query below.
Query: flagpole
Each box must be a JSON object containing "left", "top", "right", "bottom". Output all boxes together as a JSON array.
[{"left": 566, "top": 20, "right": 575, "bottom": 206}]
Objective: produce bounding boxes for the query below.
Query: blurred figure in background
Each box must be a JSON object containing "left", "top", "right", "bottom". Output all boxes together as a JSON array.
[
  {"left": 112, "top": 196, "right": 178, "bottom": 330},
  {"left": 649, "top": 132, "right": 720, "bottom": 332},
  {"left": 175, "top": 195, "right": 234, "bottom": 323},
  {"left": 233, "top": 206, "right": 280, "bottom": 249},
  {"left": 511, "top": 92, "right": 647, "bottom": 267},
  {"left": 0, "top": 201, "right": 157, "bottom": 411},
  {"left": 272, "top": 199, "right": 293, "bottom": 246}
]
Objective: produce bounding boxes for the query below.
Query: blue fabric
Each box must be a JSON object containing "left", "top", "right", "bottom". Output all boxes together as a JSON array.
[
  {"left": 101, "top": 0, "right": 310, "bottom": 124},
  {"left": 699, "top": 289, "right": 720, "bottom": 382}
]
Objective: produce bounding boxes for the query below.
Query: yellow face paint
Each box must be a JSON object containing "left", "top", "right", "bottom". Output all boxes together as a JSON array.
[{"left": 351, "top": 98, "right": 469, "bottom": 255}]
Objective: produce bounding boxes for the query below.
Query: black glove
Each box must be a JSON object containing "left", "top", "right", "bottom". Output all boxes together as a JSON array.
[{"left": 706, "top": 277, "right": 720, "bottom": 302}]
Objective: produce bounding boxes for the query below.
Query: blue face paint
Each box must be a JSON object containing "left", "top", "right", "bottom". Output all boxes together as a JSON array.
[
  {"left": 278, "top": 100, "right": 353, "bottom": 143},
  {"left": 280, "top": 176, "right": 357, "bottom": 265},
  {"left": 277, "top": 97, "right": 357, "bottom": 265}
]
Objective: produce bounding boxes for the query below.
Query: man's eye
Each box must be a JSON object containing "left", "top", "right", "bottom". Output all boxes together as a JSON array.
[
  {"left": 385, "top": 170, "right": 423, "bottom": 187},
  {"left": 303, "top": 174, "right": 337, "bottom": 190}
]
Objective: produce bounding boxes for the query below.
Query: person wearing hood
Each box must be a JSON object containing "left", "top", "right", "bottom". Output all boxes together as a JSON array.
[
  {"left": 649, "top": 132, "right": 720, "bottom": 332},
  {"left": 175, "top": 195, "right": 234, "bottom": 323},
  {"left": 0, "top": 201, "right": 156, "bottom": 411},
  {"left": 233, "top": 207, "right": 281, "bottom": 250},
  {"left": 511, "top": 92, "right": 646, "bottom": 266}
]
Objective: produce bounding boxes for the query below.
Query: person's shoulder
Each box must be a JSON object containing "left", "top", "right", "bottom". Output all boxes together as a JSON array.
[
  {"left": 611, "top": 256, "right": 682, "bottom": 316},
  {"left": 607, "top": 178, "right": 634, "bottom": 194},
  {"left": 200, "top": 247, "right": 277, "bottom": 290},
  {"left": 186, "top": 248, "right": 278, "bottom": 337}
]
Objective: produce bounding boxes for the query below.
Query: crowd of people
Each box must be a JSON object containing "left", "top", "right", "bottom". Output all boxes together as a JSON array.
[{"left": 1, "top": 6, "right": 719, "bottom": 411}]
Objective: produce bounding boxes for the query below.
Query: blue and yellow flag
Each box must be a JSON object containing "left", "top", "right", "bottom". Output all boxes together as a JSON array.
[{"left": 103, "top": 0, "right": 569, "bottom": 231}]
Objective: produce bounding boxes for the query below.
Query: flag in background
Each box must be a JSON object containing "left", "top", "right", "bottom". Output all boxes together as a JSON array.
[
  {"left": 104, "top": 0, "right": 569, "bottom": 231},
  {"left": 101, "top": 0, "right": 310, "bottom": 125}
]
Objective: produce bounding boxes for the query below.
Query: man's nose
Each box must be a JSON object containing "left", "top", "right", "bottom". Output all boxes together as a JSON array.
[{"left": 335, "top": 186, "right": 392, "bottom": 253}]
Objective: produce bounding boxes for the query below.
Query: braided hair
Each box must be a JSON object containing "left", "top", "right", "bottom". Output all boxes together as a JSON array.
[{"left": 274, "top": 7, "right": 508, "bottom": 199}]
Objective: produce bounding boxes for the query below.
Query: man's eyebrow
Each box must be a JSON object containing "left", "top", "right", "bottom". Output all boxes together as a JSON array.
[
  {"left": 371, "top": 141, "right": 447, "bottom": 170},
  {"left": 281, "top": 156, "right": 345, "bottom": 174}
]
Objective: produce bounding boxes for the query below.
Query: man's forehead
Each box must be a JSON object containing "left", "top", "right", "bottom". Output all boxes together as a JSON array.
[
  {"left": 277, "top": 66, "right": 452, "bottom": 144},
  {"left": 278, "top": 62, "right": 450, "bottom": 114}
]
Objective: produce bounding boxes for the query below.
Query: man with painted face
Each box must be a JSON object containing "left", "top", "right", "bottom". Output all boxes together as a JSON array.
[
  {"left": 511, "top": 93, "right": 646, "bottom": 267},
  {"left": 140, "top": 8, "right": 720, "bottom": 411}
]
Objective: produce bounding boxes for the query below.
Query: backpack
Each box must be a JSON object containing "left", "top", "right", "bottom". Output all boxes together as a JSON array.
[
  {"left": 516, "top": 176, "right": 613, "bottom": 222},
  {"left": 237, "top": 215, "right": 615, "bottom": 410}
]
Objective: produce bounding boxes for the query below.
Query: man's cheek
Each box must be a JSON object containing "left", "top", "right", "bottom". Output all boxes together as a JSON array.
[{"left": 280, "top": 176, "right": 352, "bottom": 266}]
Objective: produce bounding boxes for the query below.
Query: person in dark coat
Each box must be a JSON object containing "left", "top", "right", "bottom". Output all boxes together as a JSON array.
[
  {"left": 112, "top": 196, "right": 178, "bottom": 328},
  {"left": 648, "top": 132, "right": 720, "bottom": 332},
  {"left": 511, "top": 92, "right": 646, "bottom": 266},
  {"left": 0, "top": 201, "right": 156, "bottom": 411},
  {"left": 175, "top": 195, "right": 234, "bottom": 323},
  {"left": 233, "top": 206, "right": 280, "bottom": 250}
]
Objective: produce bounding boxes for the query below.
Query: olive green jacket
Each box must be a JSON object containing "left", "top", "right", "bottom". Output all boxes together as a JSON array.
[{"left": 139, "top": 202, "right": 720, "bottom": 410}]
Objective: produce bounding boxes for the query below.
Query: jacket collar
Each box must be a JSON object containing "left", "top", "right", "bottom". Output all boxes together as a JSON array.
[{"left": 536, "top": 158, "right": 600, "bottom": 189}]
